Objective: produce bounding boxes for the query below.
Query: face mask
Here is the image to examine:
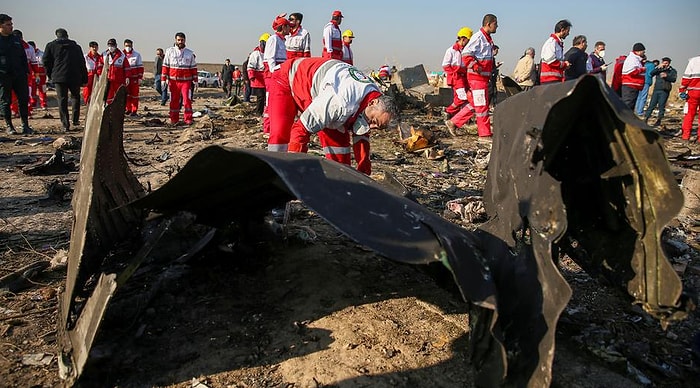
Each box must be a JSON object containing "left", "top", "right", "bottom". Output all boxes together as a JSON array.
[
  {"left": 598, "top": 50, "right": 605, "bottom": 58},
  {"left": 108, "top": 46, "right": 116, "bottom": 53},
  {"left": 124, "top": 47, "right": 132, "bottom": 53}
]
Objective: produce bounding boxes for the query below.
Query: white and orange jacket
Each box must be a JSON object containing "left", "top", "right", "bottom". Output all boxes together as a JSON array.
[
  {"left": 342, "top": 42, "right": 353, "bottom": 65},
  {"left": 540, "top": 34, "right": 567, "bottom": 83},
  {"left": 264, "top": 33, "right": 287, "bottom": 74},
  {"left": 247, "top": 47, "right": 266, "bottom": 88},
  {"left": 621, "top": 52, "right": 646, "bottom": 90},
  {"left": 462, "top": 28, "right": 494, "bottom": 81},
  {"left": 124, "top": 48, "right": 144, "bottom": 80},
  {"left": 322, "top": 21, "right": 342, "bottom": 60},
  {"left": 161, "top": 46, "right": 197, "bottom": 83},
  {"left": 680, "top": 55, "right": 700, "bottom": 95},
  {"left": 85, "top": 51, "right": 104, "bottom": 76},
  {"left": 286, "top": 26, "right": 311, "bottom": 59},
  {"left": 442, "top": 42, "right": 467, "bottom": 89}
]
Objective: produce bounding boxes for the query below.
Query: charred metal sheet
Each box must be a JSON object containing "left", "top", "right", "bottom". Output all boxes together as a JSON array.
[
  {"left": 476, "top": 74, "right": 687, "bottom": 386},
  {"left": 57, "top": 72, "right": 147, "bottom": 385}
]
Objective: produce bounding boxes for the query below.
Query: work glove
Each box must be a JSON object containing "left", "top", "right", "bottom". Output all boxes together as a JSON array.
[{"left": 679, "top": 92, "right": 688, "bottom": 101}]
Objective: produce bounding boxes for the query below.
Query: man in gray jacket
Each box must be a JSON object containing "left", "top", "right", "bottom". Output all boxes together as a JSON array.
[
  {"left": 644, "top": 57, "right": 677, "bottom": 127},
  {"left": 43, "top": 28, "right": 87, "bottom": 131}
]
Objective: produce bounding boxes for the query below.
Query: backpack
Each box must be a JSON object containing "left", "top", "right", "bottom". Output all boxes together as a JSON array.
[{"left": 611, "top": 55, "right": 626, "bottom": 96}]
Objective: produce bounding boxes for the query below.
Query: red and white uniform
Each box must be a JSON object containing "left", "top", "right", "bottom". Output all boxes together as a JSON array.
[
  {"left": 11, "top": 40, "right": 35, "bottom": 117},
  {"left": 162, "top": 45, "right": 197, "bottom": 124},
  {"left": 32, "top": 48, "right": 47, "bottom": 108},
  {"left": 621, "top": 52, "right": 646, "bottom": 90},
  {"left": 103, "top": 48, "right": 130, "bottom": 104},
  {"left": 540, "top": 34, "right": 567, "bottom": 84},
  {"left": 247, "top": 47, "right": 266, "bottom": 89},
  {"left": 268, "top": 58, "right": 382, "bottom": 175},
  {"left": 322, "top": 21, "right": 343, "bottom": 60},
  {"left": 442, "top": 42, "right": 469, "bottom": 116},
  {"left": 342, "top": 42, "right": 353, "bottom": 65},
  {"left": 461, "top": 27, "right": 495, "bottom": 137},
  {"left": 84, "top": 51, "right": 104, "bottom": 104},
  {"left": 286, "top": 26, "right": 311, "bottom": 58},
  {"left": 680, "top": 55, "right": 700, "bottom": 140},
  {"left": 378, "top": 65, "right": 390, "bottom": 80},
  {"left": 124, "top": 48, "right": 144, "bottom": 114}
]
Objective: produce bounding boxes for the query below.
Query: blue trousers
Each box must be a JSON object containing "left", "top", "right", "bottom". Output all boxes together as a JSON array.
[
  {"left": 644, "top": 89, "right": 670, "bottom": 122},
  {"left": 635, "top": 83, "right": 650, "bottom": 115}
]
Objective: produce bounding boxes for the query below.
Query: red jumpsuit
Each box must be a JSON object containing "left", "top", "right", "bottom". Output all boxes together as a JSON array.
[
  {"left": 680, "top": 56, "right": 700, "bottom": 140},
  {"left": 103, "top": 49, "right": 130, "bottom": 105},
  {"left": 32, "top": 48, "right": 47, "bottom": 108},
  {"left": 162, "top": 45, "right": 197, "bottom": 124},
  {"left": 442, "top": 42, "right": 469, "bottom": 116},
  {"left": 462, "top": 28, "right": 495, "bottom": 137},
  {"left": 268, "top": 58, "right": 382, "bottom": 175},
  {"left": 124, "top": 49, "right": 144, "bottom": 114},
  {"left": 84, "top": 51, "right": 104, "bottom": 104}
]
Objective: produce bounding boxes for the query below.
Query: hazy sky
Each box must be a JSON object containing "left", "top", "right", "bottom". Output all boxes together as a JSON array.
[{"left": 5, "top": 0, "right": 700, "bottom": 76}]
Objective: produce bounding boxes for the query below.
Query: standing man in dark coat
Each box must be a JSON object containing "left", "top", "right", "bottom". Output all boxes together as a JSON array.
[
  {"left": 221, "top": 58, "right": 234, "bottom": 98},
  {"left": 564, "top": 35, "right": 589, "bottom": 81},
  {"left": 43, "top": 28, "right": 87, "bottom": 132},
  {"left": 0, "top": 14, "right": 32, "bottom": 134}
]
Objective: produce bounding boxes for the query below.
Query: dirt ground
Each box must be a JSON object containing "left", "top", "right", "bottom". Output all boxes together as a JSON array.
[{"left": 1, "top": 83, "right": 699, "bottom": 388}]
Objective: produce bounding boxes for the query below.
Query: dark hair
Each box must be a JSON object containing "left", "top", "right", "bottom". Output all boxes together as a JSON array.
[
  {"left": 482, "top": 14, "right": 497, "bottom": 26},
  {"left": 290, "top": 12, "right": 303, "bottom": 22},
  {"left": 572, "top": 35, "right": 586, "bottom": 46},
  {"left": 27, "top": 40, "right": 35, "bottom": 48},
  {"left": 12, "top": 29, "right": 22, "bottom": 39},
  {"left": 0, "top": 14, "right": 11, "bottom": 24},
  {"left": 554, "top": 19, "right": 572, "bottom": 33},
  {"left": 124, "top": 39, "right": 133, "bottom": 45},
  {"left": 89, "top": 41, "right": 98, "bottom": 48},
  {"left": 175, "top": 32, "right": 186, "bottom": 40},
  {"left": 493, "top": 45, "right": 500, "bottom": 50},
  {"left": 55, "top": 28, "right": 68, "bottom": 38},
  {"left": 595, "top": 41, "right": 605, "bottom": 47},
  {"left": 662, "top": 57, "right": 671, "bottom": 63}
]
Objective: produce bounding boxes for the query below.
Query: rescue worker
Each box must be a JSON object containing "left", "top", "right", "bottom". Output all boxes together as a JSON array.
[
  {"left": 322, "top": 10, "right": 343, "bottom": 60},
  {"left": 103, "top": 38, "right": 130, "bottom": 105},
  {"left": 232, "top": 66, "right": 242, "bottom": 97},
  {"left": 123, "top": 39, "right": 143, "bottom": 115},
  {"left": 539, "top": 19, "right": 572, "bottom": 84},
  {"left": 442, "top": 27, "right": 473, "bottom": 120},
  {"left": 0, "top": 14, "right": 32, "bottom": 135},
  {"left": 620, "top": 43, "right": 647, "bottom": 110},
  {"left": 378, "top": 64, "right": 391, "bottom": 81},
  {"left": 461, "top": 13, "right": 498, "bottom": 139},
  {"left": 9, "top": 29, "right": 34, "bottom": 120},
  {"left": 84, "top": 41, "right": 103, "bottom": 104},
  {"left": 247, "top": 33, "right": 269, "bottom": 119},
  {"left": 267, "top": 57, "right": 399, "bottom": 175},
  {"left": 679, "top": 54, "right": 700, "bottom": 141},
  {"left": 263, "top": 14, "right": 290, "bottom": 135},
  {"left": 341, "top": 29, "right": 354, "bottom": 65},
  {"left": 28, "top": 41, "right": 47, "bottom": 109},
  {"left": 286, "top": 12, "right": 311, "bottom": 58},
  {"left": 161, "top": 32, "right": 197, "bottom": 126}
]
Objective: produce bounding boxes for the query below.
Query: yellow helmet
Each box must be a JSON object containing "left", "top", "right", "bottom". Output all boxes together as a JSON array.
[
  {"left": 457, "top": 27, "right": 473, "bottom": 39},
  {"left": 259, "top": 33, "right": 271, "bottom": 42},
  {"left": 343, "top": 29, "right": 354, "bottom": 38}
]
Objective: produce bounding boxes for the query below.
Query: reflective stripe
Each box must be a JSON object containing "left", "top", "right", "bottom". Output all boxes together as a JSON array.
[
  {"left": 353, "top": 135, "right": 369, "bottom": 144},
  {"left": 540, "top": 72, "right": 562, "bottom": 78},
  {"left": 288, "top": 59, "right": 341, "bottom": 100},
  {"left": 323, "top": 145, "right": 351, "bottom": 155},
  {"left": 683, "top": 73, "right": 700, "bottom": 78},
  {"left": 268, "top": 144, "right": 289, "bottom": 152},
  {"left": 476, "top": 111, "right": 489, "bottom": 118},
  {"left": 467, "top": 69, "right": 492, "bottom": 77},
  {"left": 687, "top": 86, "right": 700, "bottom": 90}
]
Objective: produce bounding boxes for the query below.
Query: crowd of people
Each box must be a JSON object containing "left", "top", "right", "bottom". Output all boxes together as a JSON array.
[{"left": 1, "top": 11, "right": 700, "bottom": 172}]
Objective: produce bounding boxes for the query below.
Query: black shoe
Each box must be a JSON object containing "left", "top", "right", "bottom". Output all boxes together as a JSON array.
[{"left": 22, "top": 124, "right": 34, "bottom": 135}]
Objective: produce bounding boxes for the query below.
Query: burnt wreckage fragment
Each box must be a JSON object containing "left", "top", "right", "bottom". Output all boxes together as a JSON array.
[{"left": 58, "top": 75, "right": 689, "bottom": 386}]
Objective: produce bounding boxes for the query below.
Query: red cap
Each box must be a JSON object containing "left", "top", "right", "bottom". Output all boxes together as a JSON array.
[
  {"left": 272, "top": 16, "right": 290, "bottom": 30},
  {"left": 332, "top": 10, "right": 343, "bottom": 18}
]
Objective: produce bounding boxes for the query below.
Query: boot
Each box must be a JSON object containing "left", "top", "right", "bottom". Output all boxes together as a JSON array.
[
  {"left": 4, "top": 119, "right": 16, "bottom": 135},
  {"left": 22, "top": 121, "right": 34, "bottom": 135}
]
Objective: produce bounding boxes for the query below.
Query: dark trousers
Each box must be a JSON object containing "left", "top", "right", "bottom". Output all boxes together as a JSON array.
[
  {"left": 54, "top": 82, "right": 81, "bottom": 130},
  {"left": 251, "top": 87, "right": 265, "bottom": 116},
  {"left": 222, "top": 80, "right": 232, "bottom": 96},
  {"left": 621, "top": 86, "right": 640, "bottom": 111},
  {"left": 644, "top": 89, "right": 670, "bottom": 122},
  {"left": 243, "top": 81, "right": 252, "bottom": 102},
  {"left": 0, "top": 75, "right": 29, "bottom": 124}
]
